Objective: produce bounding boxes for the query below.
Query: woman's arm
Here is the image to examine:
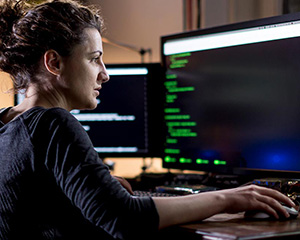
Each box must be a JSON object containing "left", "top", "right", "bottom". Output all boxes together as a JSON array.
[
  {"left": 153, "top": 185, "right": 295, "bottom": 229},
  {"left": 33, "top": 108, "right": 160, "bottom": 239}
]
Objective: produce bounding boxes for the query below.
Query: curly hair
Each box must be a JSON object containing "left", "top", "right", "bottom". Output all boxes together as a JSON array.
[{"left": 0, "top": 0, "right": 103, "bottom": 92}]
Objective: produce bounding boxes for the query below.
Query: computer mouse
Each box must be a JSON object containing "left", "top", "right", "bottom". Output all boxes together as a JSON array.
[
  {"left": 282, "top": 205, "right": 299, "bottom": 219},
  {"left": 244, "top": 210, "right": 272, "bottom": 219},
  {"left": 244, "top": 205, "right": 299, "bottom": 220}
]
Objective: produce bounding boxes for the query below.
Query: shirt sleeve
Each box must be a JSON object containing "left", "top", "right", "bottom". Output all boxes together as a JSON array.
[{"left": 29, "top": 107, "right": 159, "bottom": 239}]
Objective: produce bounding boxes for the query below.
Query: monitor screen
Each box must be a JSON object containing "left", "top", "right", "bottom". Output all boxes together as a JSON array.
[
  {"left": 161, "top": 13, "right": 300, "bottom": 177},
  {"left": 15, "top": 63, "right": 164, "bottom": 158}
]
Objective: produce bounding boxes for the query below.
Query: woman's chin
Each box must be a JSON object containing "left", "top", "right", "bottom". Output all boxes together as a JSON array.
[
  {"left": 87, "top": 101, "right": 98, "bottom": 110},
  {"left": 75, "top": 102, "right": 97, "bottom": 111}
]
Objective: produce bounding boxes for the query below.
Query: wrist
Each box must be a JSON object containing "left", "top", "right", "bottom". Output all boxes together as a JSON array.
[{"left": 213, "top": 190, "right": 231, "bottom": 213}]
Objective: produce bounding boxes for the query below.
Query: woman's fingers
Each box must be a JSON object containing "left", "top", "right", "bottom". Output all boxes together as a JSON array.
[
  {"left": 251, "top": 191, "right": 287, "bottom": 218},
  {"left": 223, "top": 185, "right": 295, "bottom": 218}
]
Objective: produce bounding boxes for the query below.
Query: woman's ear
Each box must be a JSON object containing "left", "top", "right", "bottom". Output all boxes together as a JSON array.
[{"left": 43, "top": 50, "right": 62, "bottom": 76}]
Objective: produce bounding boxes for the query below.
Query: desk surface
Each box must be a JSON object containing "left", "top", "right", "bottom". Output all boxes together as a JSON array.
[{"left": 161, "top": 213, "right": 300, "bottom": 240}]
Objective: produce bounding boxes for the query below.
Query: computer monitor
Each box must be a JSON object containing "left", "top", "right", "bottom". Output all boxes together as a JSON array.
[
  {"left": 15, "top": 63, "right": 164, "bottom": 158},
  {"left": 161, "top": 12, "right": 300, "bottom": 178}
]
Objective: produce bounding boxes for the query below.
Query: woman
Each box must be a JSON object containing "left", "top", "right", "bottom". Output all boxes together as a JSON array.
[{"left": 0, "top": 0, "right": 295, "bottom": 239}]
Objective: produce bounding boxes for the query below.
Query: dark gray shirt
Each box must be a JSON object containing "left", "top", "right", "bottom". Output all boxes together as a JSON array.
[{"left": 0, "top": 107, "right": 159, "bottom": 240}]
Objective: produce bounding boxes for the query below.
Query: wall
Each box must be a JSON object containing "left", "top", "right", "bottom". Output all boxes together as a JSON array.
[
  {"left": 202, "top": 0, "right": 282, "bottom": 28},
  {"left": 88, "top": 0, "right": 183, "bottom": 64},
  {"left": 228, "top": 0, "right": 282, "bottom": 24},
  {"left": 0, "top": 72, "right": 14, "bottom": 108}
]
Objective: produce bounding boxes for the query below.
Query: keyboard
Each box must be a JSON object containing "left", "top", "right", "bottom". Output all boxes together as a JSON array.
[
  {"left": 133, "top": 184, "right": 218, "bottom": 197},
  {"left": 133, "top": 190, "right": 179, "bottom": 197},
  {"left": 155, "top": 184, "right": 218, "bottom": 195}
]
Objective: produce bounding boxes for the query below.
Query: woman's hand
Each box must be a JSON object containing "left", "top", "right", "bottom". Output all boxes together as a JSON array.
[
  {"left": 220, "top": 185, "right": 295, "bottom": 219},
  {"left": 153, "top": 184, "right": 296, "bottom": 229}
]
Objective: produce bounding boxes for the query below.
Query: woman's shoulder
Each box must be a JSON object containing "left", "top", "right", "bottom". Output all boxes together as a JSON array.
[
  {"left": 23, "top": 107, "right": 81, "bottom": 131},
  {"left": 23, "top": 107, "right": 88, "bottom": 143},
  {"left": 24, "top": 106, "right": 74, "bottom": 121}
]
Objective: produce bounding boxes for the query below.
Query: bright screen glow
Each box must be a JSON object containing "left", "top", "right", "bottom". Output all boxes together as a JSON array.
[{"left": 164, "top": 21, "right": 300, "bottom": 55}]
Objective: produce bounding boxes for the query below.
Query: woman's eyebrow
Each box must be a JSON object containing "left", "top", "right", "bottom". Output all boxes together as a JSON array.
[{"left": 90, "top": 50, "right": 103, "bottom": 55}]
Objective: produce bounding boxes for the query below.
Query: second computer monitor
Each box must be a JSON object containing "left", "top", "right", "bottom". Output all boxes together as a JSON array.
[{"left": 71, "top": 63, "right": 164, "bottom": 158}]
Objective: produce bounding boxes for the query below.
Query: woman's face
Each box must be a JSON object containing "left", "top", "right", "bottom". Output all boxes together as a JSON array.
[{"left": 59, "top": 28, "right": 109, "bottom": 111}]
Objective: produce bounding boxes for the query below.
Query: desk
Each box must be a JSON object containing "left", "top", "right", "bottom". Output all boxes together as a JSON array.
[{"left": 159, "top": 213, "right": 300, "bottom": 239}]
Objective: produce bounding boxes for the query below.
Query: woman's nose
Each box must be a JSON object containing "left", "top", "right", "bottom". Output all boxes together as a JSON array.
[
  {"left": 102, "top": 72, "right": 109, "bottom": 83},
  {"left": 98, "top": 70, "right": 110, "bottom": 84},
  {"left": 102, "top": 71, "right": 110, "bottom": 83},
  {"left": 100, "top": 62, "right": 110, "bottom": 83}
]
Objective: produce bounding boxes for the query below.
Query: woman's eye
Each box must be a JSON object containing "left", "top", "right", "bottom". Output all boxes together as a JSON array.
[{"left": 93, "top": 57, "right": 100, "bottom": 62}]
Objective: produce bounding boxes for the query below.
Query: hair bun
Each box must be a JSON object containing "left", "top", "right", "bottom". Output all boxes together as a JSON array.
[{"left": 0, "top": 0, "right": 24, "bottom": 70}]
